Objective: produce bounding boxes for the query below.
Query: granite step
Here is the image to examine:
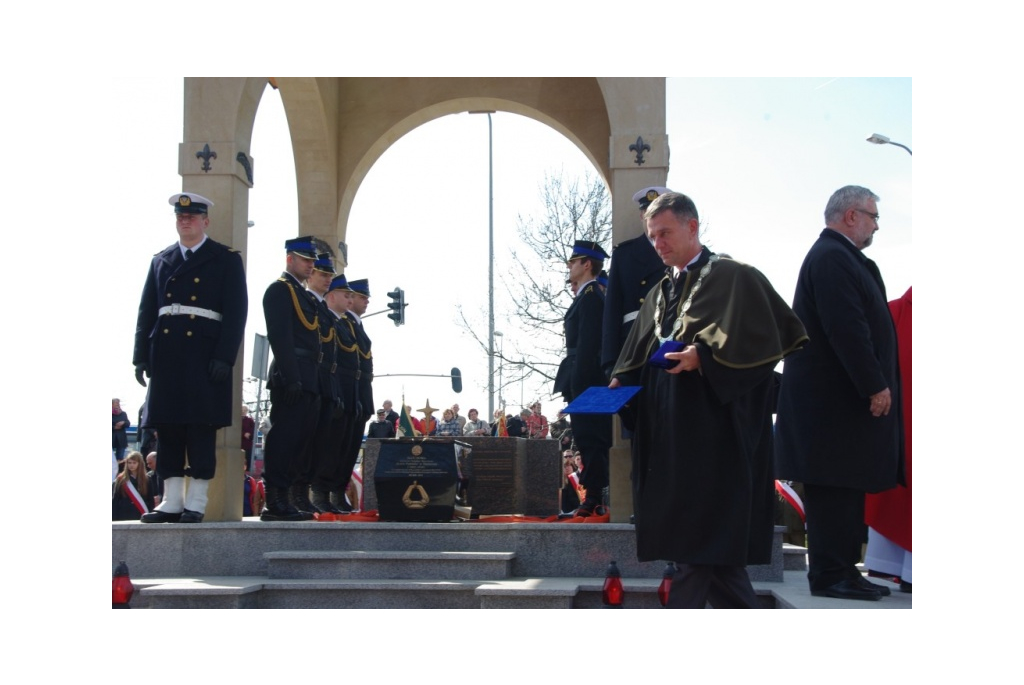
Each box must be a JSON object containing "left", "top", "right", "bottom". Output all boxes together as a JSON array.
[
  {"left": 783, "top": 543, "right": 808, "bottom": 571},
  {"left": 265, "top": 550, "right": 516, "bottom": 580},
  {"left": 131, "top": 575, "right": 779, "bottom": 609}
]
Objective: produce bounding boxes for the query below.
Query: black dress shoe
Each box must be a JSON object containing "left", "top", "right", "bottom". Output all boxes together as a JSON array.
[
  {"left": 179, "top": 509, "right": 204, "bottom": 523},
  {"left": 811, "top": 579, "right": 882, "bottom": 601},
  {"left": 260, "top": 502, "right": 309, "bottom": 522},
  {"left": 854, "top": 575, "right": 892, "bottom": 596},
  {"left": 900, "top": 581, "right": 912, "bottom": 594},
  {"left": 140, "top": 510, "right": 182, "bottom": 523}
]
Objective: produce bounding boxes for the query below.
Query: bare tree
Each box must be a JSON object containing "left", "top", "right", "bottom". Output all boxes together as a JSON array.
[{"left": 457, "top": 171, "right": 611, "bottom": 405}]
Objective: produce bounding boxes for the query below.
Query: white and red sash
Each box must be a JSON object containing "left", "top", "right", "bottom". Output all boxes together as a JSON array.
[{"left": 125, "top": 479, "right": 150, "bottom": 516}]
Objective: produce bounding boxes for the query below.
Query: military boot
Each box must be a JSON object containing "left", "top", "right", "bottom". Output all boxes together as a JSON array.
[
  {"left": 260, "top": 486, "right": 307, "bottom": 522},
  {"left": 312, "top": 488, "right": 344, "bottom": 514},
  {"left": 290, "top": 484, "right": 318, "bottom": 515}
]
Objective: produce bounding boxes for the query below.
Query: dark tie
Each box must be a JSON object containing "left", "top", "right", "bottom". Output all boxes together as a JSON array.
[{"left": 184, "top": 249, "right": 193, "bottom": 260}]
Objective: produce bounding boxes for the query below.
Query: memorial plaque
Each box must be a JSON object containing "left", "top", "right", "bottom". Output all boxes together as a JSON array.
[{"left": 374, "top": 438, "right": 468, "bottom": 522}]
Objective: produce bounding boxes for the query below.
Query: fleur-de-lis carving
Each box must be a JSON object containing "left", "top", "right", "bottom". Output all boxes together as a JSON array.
[
  {"left": 196, "top": 144, "right": 217, "bottom": 172},
  {"left": 629, "top": 136, "right": 651, "bottom": 166}
]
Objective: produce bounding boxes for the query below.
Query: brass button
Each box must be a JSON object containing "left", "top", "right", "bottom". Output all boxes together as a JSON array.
[
  {"left": 190, "top": 295, "right": 197, "bottom": 301},
  {"left": 190, "top": 314, "right": 195, "bottom": 320},
  {"left": 163, "top": 329, "right": 169, "bottom": 334},
  {"left": 187, "top": 331, "right": 193, "bottom": 337},
  {"left": 194, "top": 277, "right": 200, "bottom": 283},
  {"left": 641, "top": 280, "right": 646, "bottom": 285},
  {"left": 639, "top": 298, "right": 645, "bottom": 303},
  {"left": 166, "top": 293, "right": 172, "bottom": 298}
]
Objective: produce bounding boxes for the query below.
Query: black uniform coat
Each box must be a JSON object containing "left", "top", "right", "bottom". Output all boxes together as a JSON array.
[
  {"left": 774, "top": 229, "right": 902, "bottom": 492},
  {"left": 330, "top": 310, "right": 361, "bottom": 412},
  {"left": 554, "top": 281, "right": 612, "bottom": 451},
  {"left": 134, "top": 239, "right": 247, "bottom": 428},
  {"left": 312, "top": 294, "right": 338, "bottom": 402},
  {"left": 263, "top": 273, "right": 321, "bottom": 394},
  {"left": 555, "top": 281, "right": 608, "bottom": 405},
  {"left": 601, "top": 234, "right": 666, "bottom": 375},
  {"left": 613, "top": 250, "right": 807, "bottom": 565},
  {"left": 350, "top": 315, "right": 374, "bottom": 420}
]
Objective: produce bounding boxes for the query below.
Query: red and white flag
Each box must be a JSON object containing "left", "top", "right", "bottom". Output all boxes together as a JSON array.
[{"left": 775, "top": 480, "right": 805, "bottom": 525}]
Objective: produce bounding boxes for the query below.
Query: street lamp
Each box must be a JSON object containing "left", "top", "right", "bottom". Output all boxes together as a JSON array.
[
  {"left": 470, "top": 110, "right": 497, "bottom": 417},
  {"left": 866, "top": 133, "right": 912, "bottom": 156}
]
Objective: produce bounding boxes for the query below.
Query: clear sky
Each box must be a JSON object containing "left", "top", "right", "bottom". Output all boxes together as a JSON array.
[{"left": 106, "top": 77, "right": 912, "bottom": 428}]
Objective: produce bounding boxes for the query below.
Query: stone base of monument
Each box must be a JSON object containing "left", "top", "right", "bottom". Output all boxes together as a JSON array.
[
  {"left": 374, "top": 438, "right": 469, "bottom": 522},
  {"left": 363, "top": 436, "right": 561, "bottom": 518},
  {"left": 110, "top": 523, "right": 837, "bottom": 609}
]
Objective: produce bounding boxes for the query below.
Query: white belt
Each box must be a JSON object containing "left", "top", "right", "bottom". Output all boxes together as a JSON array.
[
  {"left": 622, "top": 310, "right": 639, "bottom": 324},
  {"left": 158, "top": 304, "right": 223, "bottom": 321}
]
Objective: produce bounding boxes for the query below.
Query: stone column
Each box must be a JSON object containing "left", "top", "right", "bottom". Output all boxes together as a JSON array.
[
  {"left": 606, "top": 129, "right": 669, "bottom": 523},
  {"left": 178, "top": 78, "right": 260, "bottom": 521}
]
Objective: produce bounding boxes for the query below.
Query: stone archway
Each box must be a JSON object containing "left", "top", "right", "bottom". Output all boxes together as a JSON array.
[{"left": 179, "top": 77, "right": 667, "bottom": 521}]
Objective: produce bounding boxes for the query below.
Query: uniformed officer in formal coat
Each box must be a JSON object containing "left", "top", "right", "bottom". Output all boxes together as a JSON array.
[
  {"left": 554, "top": 240, "right": 612, "bottom": 516},
  {"left": 290, "top": 253, "right": 342, "bottom": 515},
  {"left": 601, "top": 186, "right": 671, "bottom": 377},
  {"left": 260, "top": 237, "right": 323, "bottom": 521},
  {"left": 134, "top": 192, "right": 248, "bottom": 523},
  {"left": 336, "top": 278, "right": 374, "bottom": 511},
  {"left": 314, "top": 275, "right": 363, "bottom": 512}
]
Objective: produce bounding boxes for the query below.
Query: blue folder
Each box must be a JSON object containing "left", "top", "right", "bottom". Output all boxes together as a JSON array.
[{"left": 563, "top": 385, "right": 642, "bottom": 414}]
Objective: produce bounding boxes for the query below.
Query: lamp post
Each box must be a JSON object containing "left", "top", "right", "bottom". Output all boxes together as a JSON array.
[
  {"left": 495, "top": 330, "right": 504, "bottom": 409},
  {"left": 470, "top": 110, "right": 497, "bottom": 418},
  {"left": 866, "top": 133, "right": 912, "bottom": 156}
]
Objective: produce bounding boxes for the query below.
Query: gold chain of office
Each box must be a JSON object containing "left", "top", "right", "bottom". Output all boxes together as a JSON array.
[{"left": 654, "top": 255, "right": 719, "bottom": 345}]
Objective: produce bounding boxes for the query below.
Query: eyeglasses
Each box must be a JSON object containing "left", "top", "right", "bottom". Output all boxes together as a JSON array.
[{"left": 853, "top": 209, "right": 880, "bottom": 222}]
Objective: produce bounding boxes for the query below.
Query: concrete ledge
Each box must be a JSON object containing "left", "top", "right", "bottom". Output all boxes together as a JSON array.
[
  {"left": 783, "top": 543, "right": 808, "bottom": 571},
  {"left": 114, "top": 521, "right": 784, "bottom": 581},
  {"left": 265, "top": 550, "right": 515, "bottom": 580}
]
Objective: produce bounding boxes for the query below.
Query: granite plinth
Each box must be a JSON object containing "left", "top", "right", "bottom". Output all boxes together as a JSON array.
[
  {"left": 363, "top": 436, "right": 561, "bottom": 517},
  {"left": 373, "top": 438, "right": 465, "bottom": 522}
]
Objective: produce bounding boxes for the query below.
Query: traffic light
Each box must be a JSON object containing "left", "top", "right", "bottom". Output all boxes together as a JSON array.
[
  {"left": 451, "top": 367, "right": 462, "bottom": 393},
  {"left": 387, "top": 287, "right": 406, "bottom": 326}
]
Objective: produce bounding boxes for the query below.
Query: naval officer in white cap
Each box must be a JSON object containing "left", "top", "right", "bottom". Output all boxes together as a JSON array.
[
  {"left": 134, "top": 192, "right": 248, "bottom": 523},
  {"left": 600, "top": 186, "right": 672, "bottom": 376}
]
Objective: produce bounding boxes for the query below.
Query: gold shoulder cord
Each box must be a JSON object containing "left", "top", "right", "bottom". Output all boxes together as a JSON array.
[
  {"left": 352, "top": 319, "right": 372, "bottom": 360},
  {"left": 334, "top": 330, "right": 357, "bottom": 353},
  {"left": 278, "top": 278, "right": 319, "bottom": 331},
  {"left": 334, "top": 317, "right": 357, "bottom": 352}
]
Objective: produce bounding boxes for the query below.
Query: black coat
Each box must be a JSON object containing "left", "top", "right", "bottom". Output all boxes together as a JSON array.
[
  {"left": 554, "top": 281, "right": 607, "bottom": 403},
  {"left": 367, "top": 419, "right": 396, "bottom": 439},
  {"left": 330, "top": 310, "right": 362, "bottom": 413},
  {"left": 555, "top": 280, "right": 612, "bottom": 451},
  {"left": 112, "top": 474, "right": 155, "bottom": 521},
  {"left": 351, "top": 316, "right": 374, "bottom": 420},
  {"left": 112, "top": 410, "right": 130, "bottom": 450},
  {"left": 601, "top": 234, "right": 666, "bottom": 374},
  {"left": 264, "top": 273, "right": 322, "bottom": 394},
  {"left": 505, "top": 415, "right": 526, "bottom": 437},
  {"left": 134, "top": 239, "right": 248, "bottom": 427},
  {"left": 312, "top": 295, "right": 338, "bottom": 401},
  {"left": 774, "top": 229, "right": 902, "bottom": 492}
]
